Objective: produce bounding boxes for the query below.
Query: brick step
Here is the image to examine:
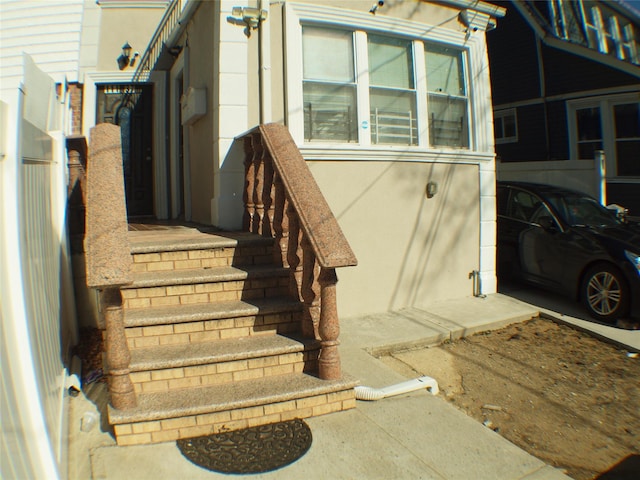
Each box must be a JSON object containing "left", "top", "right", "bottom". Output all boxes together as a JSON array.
[
  {"left": 127, "top": 335, "right": 320, "bottom": 394},
  {"left": 123, "top": 297, "right": 303, "bottom": 348},
  {"left": 121, "top": 265, "right": 291, "bottom": 310},
  {"left": 108, "top": 373, "right": 358, "bottom": 445},
  {"left": 129, "top": 230, "right": 276, "bottom": 272}
]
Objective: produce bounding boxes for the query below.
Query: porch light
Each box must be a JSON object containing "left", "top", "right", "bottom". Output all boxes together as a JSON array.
[
  {"left": 117, "top": 42, "right": 138, "bottom": 70},
  {"left": 122, "top": 42, "right": 132, "bottom": 60}
]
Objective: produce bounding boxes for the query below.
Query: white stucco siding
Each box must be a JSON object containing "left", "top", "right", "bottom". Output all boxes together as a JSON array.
[
  {"left": 0, "top": 0, "right": 84, "bottom": 90},
  {"left": 308, "top": 159, "right": 481, "bottom": 318}
]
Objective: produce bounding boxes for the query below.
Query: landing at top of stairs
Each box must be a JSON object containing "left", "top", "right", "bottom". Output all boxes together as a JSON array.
[{"left": 129, "top": 229, "right": 273, "bottom": 254}]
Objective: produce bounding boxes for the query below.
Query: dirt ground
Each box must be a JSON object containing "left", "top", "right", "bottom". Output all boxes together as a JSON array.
[{"left": 381, "top": 318, "right": 640, "bottom": 480}]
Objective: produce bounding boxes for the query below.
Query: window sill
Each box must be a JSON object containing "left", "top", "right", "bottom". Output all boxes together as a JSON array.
[{"left": 298, "top": 144, "right": 495, "bottom": 163}]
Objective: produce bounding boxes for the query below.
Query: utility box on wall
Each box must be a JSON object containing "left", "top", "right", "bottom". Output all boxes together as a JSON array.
[{"left": 181, "top": 87, "right": 206, "bottom": 125}]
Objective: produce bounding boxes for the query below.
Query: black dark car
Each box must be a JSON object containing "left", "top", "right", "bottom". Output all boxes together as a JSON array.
[{"left": 497, "top": 181, "right": 640, "bottom": 322}]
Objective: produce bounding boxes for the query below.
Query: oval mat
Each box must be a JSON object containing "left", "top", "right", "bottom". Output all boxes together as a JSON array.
[{"left": 177, "top": 419, "right": 312, "bottom": 474}]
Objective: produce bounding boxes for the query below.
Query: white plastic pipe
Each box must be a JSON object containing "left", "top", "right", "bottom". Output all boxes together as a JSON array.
[{"left": 355, "top": 376, "right": 439, "bottom": 401}]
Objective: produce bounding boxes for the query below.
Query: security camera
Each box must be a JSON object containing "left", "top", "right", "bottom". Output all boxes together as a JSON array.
[{"left": 370, "top": 0, "right": 384, "bottom": 14}]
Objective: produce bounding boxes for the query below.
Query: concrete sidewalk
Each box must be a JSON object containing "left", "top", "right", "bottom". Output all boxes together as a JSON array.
[{"left": 71, "top": 292, "right": 618, "bottom": 480}]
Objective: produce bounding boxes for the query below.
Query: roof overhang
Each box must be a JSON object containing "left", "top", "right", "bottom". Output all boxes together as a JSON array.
[{"left": 510, "top": 0, "right": 640, "bottom": 78}]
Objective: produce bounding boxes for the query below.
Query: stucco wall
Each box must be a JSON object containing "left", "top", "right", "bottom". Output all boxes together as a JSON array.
[
  {"left": 317, "top": 0, "right": 463, "bottom": 29},
  {"left": 180, "top": 0, "right": 217, "bottom": 224},
  {"left": 96, "top": 3, "right": 168, "bottom": 72},
  {"left": 178, "top": 0, "right": 497, "bottom": 316},
  {"left": 308, "top": 160, "right": 480, "bottom": 318}
]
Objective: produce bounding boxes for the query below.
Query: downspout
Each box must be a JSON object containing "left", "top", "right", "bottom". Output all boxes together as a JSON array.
[
  {"left": 355, "top": 376, "right": 439, "bottom": 401},
  {"left": 259, "top": 0, "right": 272, "bottom": 124}
]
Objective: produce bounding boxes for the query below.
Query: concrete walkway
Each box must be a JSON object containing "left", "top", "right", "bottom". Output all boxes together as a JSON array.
[{"left": 69, "top": 291, "right": 638, "bottom": 480}]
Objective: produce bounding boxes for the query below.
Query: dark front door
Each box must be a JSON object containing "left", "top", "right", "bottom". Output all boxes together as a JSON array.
[{"left": 97, "top": 84, "right": 154, "bottom": 217}]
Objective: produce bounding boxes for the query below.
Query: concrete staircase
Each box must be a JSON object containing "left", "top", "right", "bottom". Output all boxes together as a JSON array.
[{"left": 108, "top": 227, "right": 357, "bottom": 446}]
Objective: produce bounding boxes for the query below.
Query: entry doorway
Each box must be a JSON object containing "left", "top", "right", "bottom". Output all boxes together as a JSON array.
[{"left": 97, "top": 84, "right": 154, "bottom": 217}]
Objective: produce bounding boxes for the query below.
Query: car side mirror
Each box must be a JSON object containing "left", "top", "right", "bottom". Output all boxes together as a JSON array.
[
  {"left": 537, "top": 216, "right": 556, "bottom": 231},
  {"left": 606, "top": 204, "right": 628, "bottom": 223}
]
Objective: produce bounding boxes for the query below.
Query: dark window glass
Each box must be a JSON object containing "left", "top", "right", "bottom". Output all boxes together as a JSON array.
[
  {"left": 614, "top": 103, "right": 640, "bottom": 139},
  {"left": 508, "top": 190, "right": 543, "bottom": 223},
  {"left": 614, "top": 103, "right": 640, "bottom": 176}
]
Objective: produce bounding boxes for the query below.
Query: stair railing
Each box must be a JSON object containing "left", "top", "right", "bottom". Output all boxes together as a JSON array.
[
  {"left": 132, "top": 0, "right": 183, "bottom": 83},
  {"left": 85, "top": 123, "right": 136, "bottom": 410},
  {"left": 239, "top": 123, "right": 357, "bottom": 380}
]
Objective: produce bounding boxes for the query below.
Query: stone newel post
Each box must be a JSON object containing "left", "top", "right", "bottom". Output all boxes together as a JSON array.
[{"left": 85, "top": 123, "right": 136, "bottom": 409}]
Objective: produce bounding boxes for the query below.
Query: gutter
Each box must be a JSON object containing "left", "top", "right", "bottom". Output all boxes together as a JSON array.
[{"left": 439, "top": 0, "right": 507, "bottom": 18}]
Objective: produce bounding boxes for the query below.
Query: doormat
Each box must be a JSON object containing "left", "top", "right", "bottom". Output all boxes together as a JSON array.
[{"left": 177, "top": 419, "right": 312, "bottom": 475}]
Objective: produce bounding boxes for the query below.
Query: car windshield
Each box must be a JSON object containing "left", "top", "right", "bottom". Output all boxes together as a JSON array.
[{"left": 546, "top": 193, "right": 621, "bottom": 228}]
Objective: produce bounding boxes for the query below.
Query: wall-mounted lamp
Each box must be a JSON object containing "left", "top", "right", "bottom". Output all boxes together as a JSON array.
[
  {"left": 230, "top": 6, "right": 268, "bottom": 36},
  {"left": 117, "top": 42, "right": 139, "bottom": 70},
  {"left": 426, "top": 181, "right": 438, "bottom": 199}
]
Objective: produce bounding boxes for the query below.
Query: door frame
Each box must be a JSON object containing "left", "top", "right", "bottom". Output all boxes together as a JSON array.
[
  {"left": 169, "top": 51, "right": 190, "bottom": 220},
  {"left": 83, "top": 71, "right": 168, "bottom": 218}
]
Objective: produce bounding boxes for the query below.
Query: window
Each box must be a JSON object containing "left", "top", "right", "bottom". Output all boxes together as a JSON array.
[
  {"left": 425, "top": 44, "right": 469, "bottom": 148},
  {"left": 508, "top": 190, "right": 543, "bottom": 223},
  {"left": 569, "top": 96, "right": 640, "bottom": 178},
  {"left": 299, "top": 24, "right": 471, "bottom": 149},
  {"left": 578, "top": 3, "right": 640, "bottom": 65},
  {"left": 614, "top": 102, "right": 640, "bottom": 176},
  {"left": 302, "top": 27, "right": 357, "bottom": 142},
  {"left": 576, "top": 106, "right": 603, "bottom": 159},
  {"left": 494, "top": 109, "right": 518, "bottom": 144},
  {"left": 368, "top": 35, "right": 417, "bottom": 145}
]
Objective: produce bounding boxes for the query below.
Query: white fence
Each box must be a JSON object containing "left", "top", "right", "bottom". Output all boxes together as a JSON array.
[
  {"left": 1, "top": 56, "right": 77, "bottom": 480},
  {"left": 496, "top": 156, "right": 607, "bottom": 204}
]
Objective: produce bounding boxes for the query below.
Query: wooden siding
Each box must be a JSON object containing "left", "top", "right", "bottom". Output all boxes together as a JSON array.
[
  {"left": 487, "top": 3, "right": 541, "bottom": 104},
  {"left": 0, "top": 0, "right": 83, "bottom": 88},
  {"left": 542, "top": 45, "right": 640, "bottom": 97},
  {"left": 496, "top": 103, "right": 548, "bottom": 162},
  {"left": 545, "top": 101, "right": 569, "bottom": 161},
  {"left": 495, "top": 101, "right": 569, "bottom": 163}
]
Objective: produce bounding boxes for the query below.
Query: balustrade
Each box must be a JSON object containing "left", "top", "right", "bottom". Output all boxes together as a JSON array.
[{"left": 240, "top": 124, "right": 357, "bottom": 380}]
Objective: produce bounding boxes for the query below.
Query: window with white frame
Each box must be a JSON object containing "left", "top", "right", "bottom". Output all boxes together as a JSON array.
[
  {"left": 613, "top": 102, "right": 640, "bottom": 176},
  {"left": 578, "top": 2, "right": 640, "bottom": 65},
  {"left": 368, "top": 35, "right": 418, "bottom": 145},
  {"left": 299, "top": 23, "right": 471, "bottom": 149},
  {"left": 575, "top": 106, "right": 603, "bottom": 159},
  {"left": 569, "top": 96, "right": 640, "bottom": 176},
  {"left": 426, "top": 44, "right": 469, "bottom": 148},
  {"left": 302, "top": 27, "right": 358, "bottom": 142},
  {"left": 494, "top": 108, "right": 518, "bottom": 143}
]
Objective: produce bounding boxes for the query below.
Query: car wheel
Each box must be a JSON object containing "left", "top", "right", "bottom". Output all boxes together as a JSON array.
[{"left": 581, "top": 263, "right": 629, "bottom": 322}]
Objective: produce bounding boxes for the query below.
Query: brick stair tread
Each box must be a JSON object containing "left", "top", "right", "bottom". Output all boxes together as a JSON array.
[
  {"left": 128, "top": 334, "right": 318, "bottom": 372},
  {"left": 108, "top": 373, "right": 358, "bottom": 425},
  {"left": 129, "top": 230, "right": 273, "bottom": 254},
  {"left": 124, "top": 296, "right": 302, "bottom": 327},
  {"left": 126, "top": 264, "right": 289, "bottom": 288}
]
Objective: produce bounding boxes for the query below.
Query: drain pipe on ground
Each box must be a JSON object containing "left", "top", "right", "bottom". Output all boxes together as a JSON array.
[{"left": 355, "top": 376, "right": 439, "bottom": 401}]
